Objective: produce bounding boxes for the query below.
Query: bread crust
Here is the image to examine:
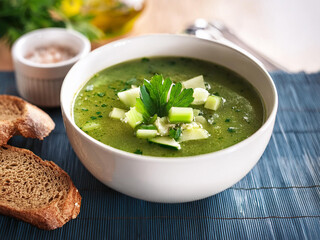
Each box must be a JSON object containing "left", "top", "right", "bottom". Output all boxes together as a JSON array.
[
  {"left": 0, "top": 95, "right": 55, "bottom": 146},
  {"left": 0, "top": 145, "right": 81, "bottom": 230}
]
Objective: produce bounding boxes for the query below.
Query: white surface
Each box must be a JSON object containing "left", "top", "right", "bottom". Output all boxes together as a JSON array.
[
  {"left": 61, "top": 34, "right": 278, "bottom": 203},
  {"left": 214, "top": 0, "right": 320, "bottom": 72}
]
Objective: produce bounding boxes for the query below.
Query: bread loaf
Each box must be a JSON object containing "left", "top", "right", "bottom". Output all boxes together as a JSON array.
[
  {"left": 0, "top": 95, "right": 55, "bottom": 146},
  {"left": 0, "top": 145, "right": 81, "bottom": 230}
]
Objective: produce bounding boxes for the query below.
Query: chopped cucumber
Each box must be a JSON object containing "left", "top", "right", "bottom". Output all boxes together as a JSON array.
[
  {"left": 193, "top": 108, "right": 201, "bottom": 116},
  {"left": 194, "top": 116, "right": 207, "bottom": 125},
  {"left": 85, "top": 85, "right": 94, "bottom": 91},
  {"left": 204, "top": 95, "right": 222, "bottom": 111},
  {"left": 109, "top": 107, "right": 126, "bottom": 120},
  {"left": 182, "top": 75, "right": 205, "bottom": 89},
  {"left": 192, "top": 88, "right": 209, "bottom": 105},
  {"left": 179, "top": 128, "right": 210, "bottom": 142},
  {"left": 168, "top": 107, "right": 194, "bottom": 123},
  {"left": 181, "top": 122, "right": 202, "bottom": 130},
  {"left": 149, "top": 136, "right": 181, "bottom": 150},
  {"left": 117, "top": 87, "right": 140, "bottom": 107},
  {"left": 136, "top": 129, "right": 158, "bottom": 139},
  {"left": 154, "top": 117, "right": 175, "bottom": 136},
  {"left": 125, "top": 107, "right": 143, "bottom": 128},
  {"left": 82, "top": 122, "right": 100, "bottom": 132}
]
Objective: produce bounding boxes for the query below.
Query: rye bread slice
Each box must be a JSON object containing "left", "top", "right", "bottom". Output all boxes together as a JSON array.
[
  {"left": 0, "top": 95, "right": 55, "bottom": 146},
  {"left": 0, "top": 145, "right": 81, "bottom": 230}
]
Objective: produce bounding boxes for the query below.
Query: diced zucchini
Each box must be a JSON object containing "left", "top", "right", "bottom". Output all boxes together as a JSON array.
[
  {"left": 85, "top": 85, "right": 94, "bottom": 91},
  {"left": 149, "top": 136, "right": 181, "bottom": 150},
  {"left": 117, "top": 87, "right": 140, "bottom": 107},
  {"left": 179, "top": 128, "right": 210, "bottom": 142},
  {"left": 136, "top": 129, "right": 158, "bottom": 139},
  {"left": 154, "top": 117, "right": 175, "bottom": 136},
  {"left": 82, "top": 122, "right": 100, "bottom": 132},
  {"left": 193, "top": 109, "right": 201, "bottom": 116},
  {"left": 204, "top": 95, "right": 222, "bottom": 111},
  {"left": 125, "top": 107, "right": 143, "bottom": 128},
  {"left": 168, "top": 107, "right": 193, "bottom": 123},
  {"left": 194, "top": 116, "right": 207, "bottom": 125},
  {"left": 181, "top": 122, "right": 202, "bottom": 130},
  {"left": 109, "top": 107, "right": 126, "bottom": 120},
  {"left": 192, "top": 88, "right": 209, "bottom": 105},
  {"left": 182, "top": 75, "right": 205, "bottom": 89}
]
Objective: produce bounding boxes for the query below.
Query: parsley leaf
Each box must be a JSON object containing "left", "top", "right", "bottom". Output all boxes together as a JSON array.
[
  {"left": 166, "top": 82, "right": 194, "bottom": 112},
  {"left": 134, "top": 149, "right": 143, "bottom": 155},
  {"left": 142, "top": 75, "right": 172, "bottom": 117},
  {"left": 118, "top": 78, "right": 139, "bottom": 92},
  {"left": 0, "top": 0, "right": 103, "bottom": 46},
  {"left": 135, "top": 98, "right": 151, "bottom": 121},
  {"left": 169, "top": 127, "right": 182, "bottom": 141},
  {"left": 137, "top": 74, "right": 194, "bottom": 120}
]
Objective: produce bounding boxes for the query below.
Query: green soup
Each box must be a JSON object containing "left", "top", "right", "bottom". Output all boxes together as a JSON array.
[{"left": 73, "top": 57, "right": 264, "bottom": 157}]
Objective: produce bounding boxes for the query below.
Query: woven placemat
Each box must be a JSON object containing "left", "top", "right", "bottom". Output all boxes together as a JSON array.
[{"left": 0, "top": 71, "right": 319, "bottom": 239}]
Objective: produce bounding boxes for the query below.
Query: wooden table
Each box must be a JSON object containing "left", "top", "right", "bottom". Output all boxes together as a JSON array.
[{"left": 1, "top": 0, "right": 319, "bottom": 72}]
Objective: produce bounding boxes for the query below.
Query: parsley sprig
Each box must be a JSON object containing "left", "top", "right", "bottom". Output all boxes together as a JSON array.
[
  {"left": 0, "top": 0, "right": 102, "bottom": 46},
  {"left": 135, "top": 75, "right": 194, "bottom": 122},
  {"left": 169, "top": 127, "right": 182, "bottom": 141}
]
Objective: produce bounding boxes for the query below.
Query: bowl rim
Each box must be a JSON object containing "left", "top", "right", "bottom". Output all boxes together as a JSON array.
[
  {"left": 61, "top": 33, "right": 278, "bottom": 163},
  {"left": 12, "top": 27, "right": 91, "bottom": 69}
]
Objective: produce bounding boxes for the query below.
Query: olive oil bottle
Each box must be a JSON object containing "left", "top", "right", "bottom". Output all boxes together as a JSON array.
[{"left": 83, "top": 0, "right": 145, "bottom": 37}]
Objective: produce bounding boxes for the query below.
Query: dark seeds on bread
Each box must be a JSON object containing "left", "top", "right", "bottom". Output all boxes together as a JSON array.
[{"left": 0, "top": 145, "right": 81, "bottom": 230}]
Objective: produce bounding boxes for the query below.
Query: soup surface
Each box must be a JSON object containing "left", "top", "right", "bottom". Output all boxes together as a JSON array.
[{"left": 74, "top": 57, "right": 264, "bottom": 157}]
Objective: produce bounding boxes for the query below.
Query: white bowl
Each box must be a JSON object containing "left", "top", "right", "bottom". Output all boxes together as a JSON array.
[
  {"left": 12, "top": 28, "right": 91, "bottom": 107},
  {"left": 61, "top": 34, "right": 278, "bottom": 203}
]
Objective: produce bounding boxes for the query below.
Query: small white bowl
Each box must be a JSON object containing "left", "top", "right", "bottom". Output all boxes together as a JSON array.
[
  {"left": 61, "top": 34, "right": 278, "bottom": 203},
  {"left": 12, "top": 28, "right": 91, "bottom": 107}
]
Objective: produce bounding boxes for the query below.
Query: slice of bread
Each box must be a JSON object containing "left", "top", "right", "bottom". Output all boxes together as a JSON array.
[
  {"left": 0, "top": 145, "right": 81, "bottom": 230},
  {"left": 0, "top": 95, "right": 55, "bottom": 146}
]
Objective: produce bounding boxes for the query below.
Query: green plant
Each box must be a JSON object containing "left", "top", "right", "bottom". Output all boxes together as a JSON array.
[{"left": 0, "top": 0, "right": 103, "bottom": 46}]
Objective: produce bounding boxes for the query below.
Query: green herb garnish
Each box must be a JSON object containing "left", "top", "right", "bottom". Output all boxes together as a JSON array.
[
  {"left": 137, "top": 75, "right": 194, "bottom": 121},
  {"left": 134, "top": 149, "right": 143, "bottom": 155},
  {"left": 0, "top": 0, "right": 103, "bottom": 46},
  {"left": 126, "top": 77, "right": 138, "bottom": 85},
  {"left": 227, "top": 127, "right": 236, "bottom": 133},
  {"left": 139, "top": 124, "right": 157, "bottom": 130},
  {"left": 86, "top": 85, "right": 94, "bottom": 92},
  {"left": 108, "top": 86, "right": 117, "bottom": 91},
  {"left": 169, "top": 127, "right": 182, "bottom": 141},
  {"left": 118, "top": 78, "right": 139, "bottom": 92}
]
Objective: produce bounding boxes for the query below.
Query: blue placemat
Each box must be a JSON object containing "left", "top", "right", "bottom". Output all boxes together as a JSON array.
[{"left": 0, "top": 71, "right": 319, "bottom": 239}]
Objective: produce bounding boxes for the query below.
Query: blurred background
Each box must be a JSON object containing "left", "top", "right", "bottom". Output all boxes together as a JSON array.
[{"left": 1, "top": 0, "right": 320, "bottom": 72}]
